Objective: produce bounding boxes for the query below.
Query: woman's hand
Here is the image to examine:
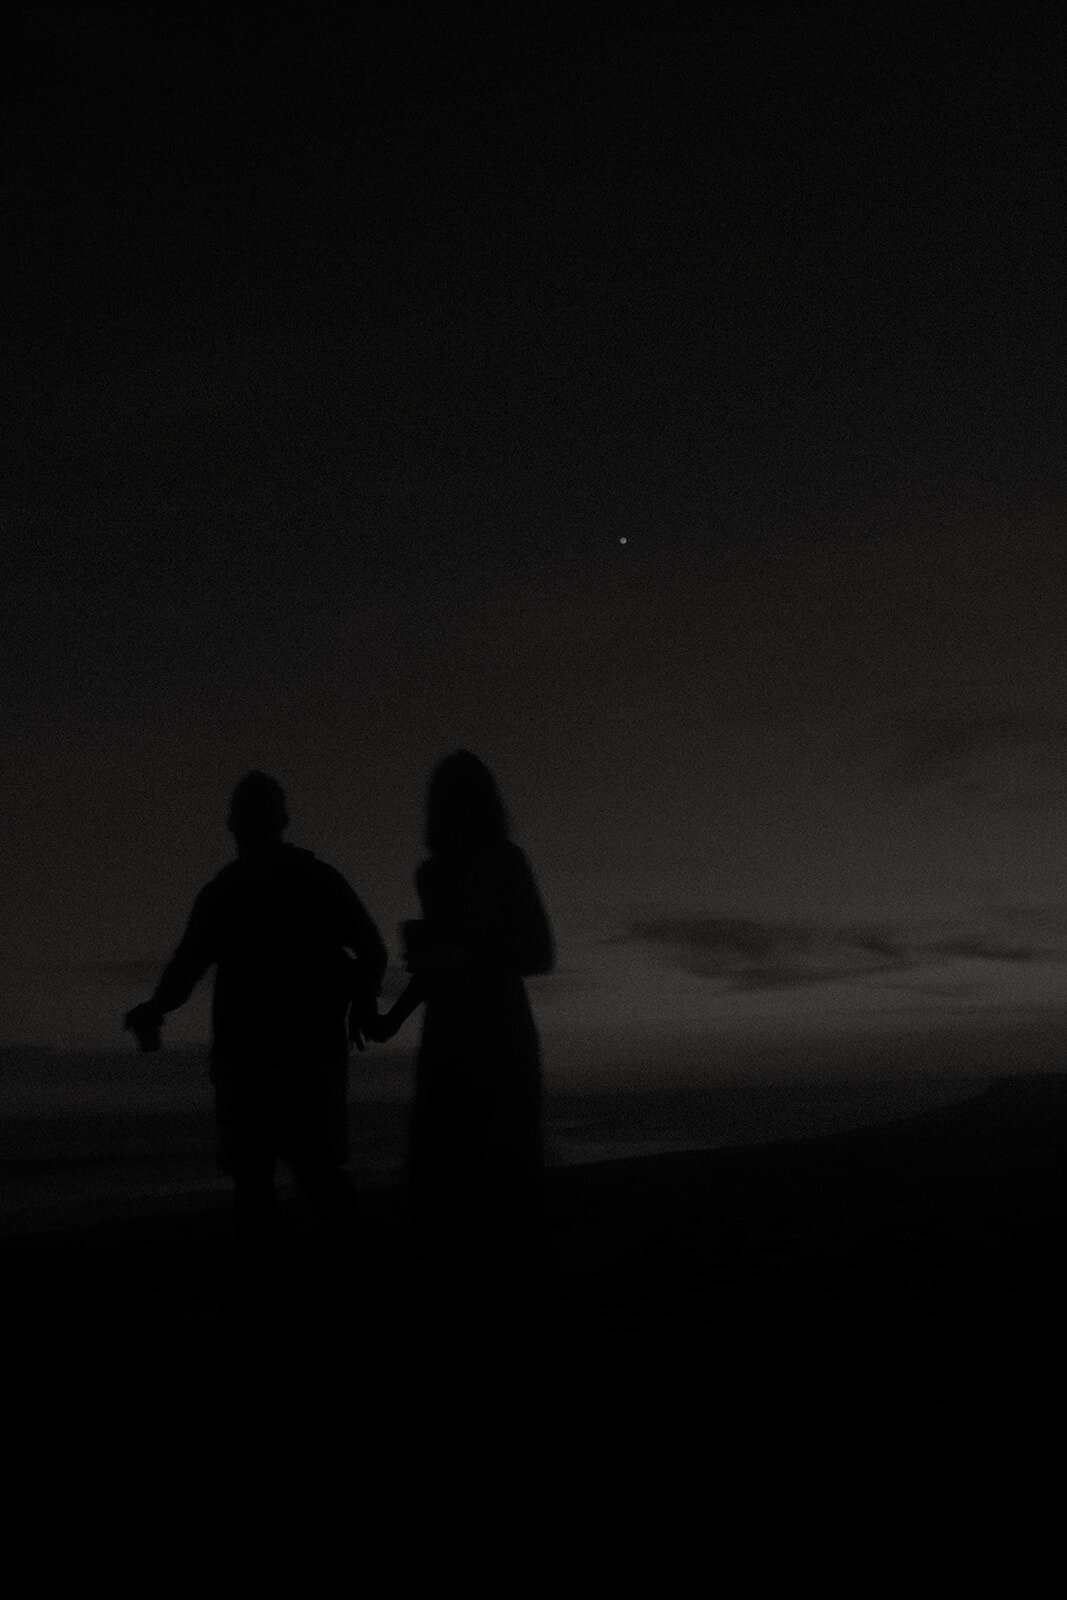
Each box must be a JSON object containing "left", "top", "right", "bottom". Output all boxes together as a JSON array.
[
  {"left": 124, "top": 1002, "right": 163, "bottom": 1052},
  {"left": 362, "top": 1011, "right": 397, "bottom": 1043},
  {"left": 350, "top": 1000, "right": 382, "bottom": 1050}
]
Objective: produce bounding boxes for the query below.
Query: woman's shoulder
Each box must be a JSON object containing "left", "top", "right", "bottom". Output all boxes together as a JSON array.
[
  {"left": 495, "top": 839, "right": 533, "bottom": 875},
  {"left": 417, "top": 840, "right": 529, "bottom": 886},
  {"left": 471, "top": 839, "right": 528, "bottom": 879},
  {"left": 415, "top": 855, "right": 448, "bottom": 903}
]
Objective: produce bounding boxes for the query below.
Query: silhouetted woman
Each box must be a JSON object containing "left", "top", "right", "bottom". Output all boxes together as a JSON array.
[{"left": 369, "top": 752, "right": 554, "bottom": 1289}]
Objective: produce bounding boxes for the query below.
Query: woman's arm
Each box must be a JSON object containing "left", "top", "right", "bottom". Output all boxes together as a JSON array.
[{"left": 365, "top": 976, "right": 426, "bottom": 1040}]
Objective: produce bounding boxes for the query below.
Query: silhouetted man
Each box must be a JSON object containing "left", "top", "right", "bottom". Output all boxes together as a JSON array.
[{"left": 124, "top": 772, "right": 387, "bottom": 1257}]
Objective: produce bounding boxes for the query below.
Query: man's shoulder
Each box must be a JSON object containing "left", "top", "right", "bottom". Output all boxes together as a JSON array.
[
  {"left": 203, "top": 848, "right": 347, "bottom": 892},
  {"left": 190, "top": 859, "right": 251, "bottom": 912},
  {"left": 283, "top": 846, "right": 358, "bottom": 898},
  {"left": 201, "top": 861, "right": 239, "bottom": 895}
]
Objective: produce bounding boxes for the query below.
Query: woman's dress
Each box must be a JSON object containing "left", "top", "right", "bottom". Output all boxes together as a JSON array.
[{"left": 409, "top": 839, "right": 554, "bottom": 1273}]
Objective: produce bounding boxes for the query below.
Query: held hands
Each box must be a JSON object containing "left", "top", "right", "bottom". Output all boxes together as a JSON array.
[
  {"left": 349, "top": 1002, "right": 376, "bottom": 1051},
  {"left": 124, "top": 1003, "right": 163, "bottom": 1052},
  {"left": 351, "top": 1001, "right": 401, "bottom": 1047},
  {"left": 361, "top": 1009, "right": 400, "bottom": 1044}
]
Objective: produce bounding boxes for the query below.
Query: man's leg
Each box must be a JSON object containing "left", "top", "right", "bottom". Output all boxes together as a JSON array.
[
  {"left": 231, "top": 1148, "right": 283, "bottom": 1252},
  {"left": 289, "top": 1151, "right": 363, "bottom": 1241},
  {"left": 286, "top": 1056, "right": 363, "bottom": 1244},
  {"left": 213, "top": 1056, "right": 282, "bottom": 1254}
]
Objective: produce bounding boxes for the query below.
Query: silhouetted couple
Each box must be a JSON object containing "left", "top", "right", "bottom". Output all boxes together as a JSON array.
[{"left": 125, "top": 755, "right": 554, "bottom": 1296}]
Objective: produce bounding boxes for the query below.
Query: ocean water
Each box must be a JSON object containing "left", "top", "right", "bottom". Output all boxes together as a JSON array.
[{"left": 0, "top": 1045, "right": 988, "bottom": 1236}]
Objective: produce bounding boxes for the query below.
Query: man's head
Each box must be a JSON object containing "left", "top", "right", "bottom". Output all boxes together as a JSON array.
[{"left": 227, "top": 771, "right": 289, "bottom": 853}]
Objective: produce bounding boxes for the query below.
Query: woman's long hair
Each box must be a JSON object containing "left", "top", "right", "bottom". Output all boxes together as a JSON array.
[{"left": 425, "top": 750, "right": 509, "bottom": 857}]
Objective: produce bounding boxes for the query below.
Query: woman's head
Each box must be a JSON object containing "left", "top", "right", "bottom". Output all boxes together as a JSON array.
[{"left": 425, "top": 750, "right": 509, "bottom": 856}]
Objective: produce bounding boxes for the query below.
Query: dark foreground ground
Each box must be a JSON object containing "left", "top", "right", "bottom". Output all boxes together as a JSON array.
[{"left": 6, "top": 1073, "right": 1067, "bottom": 1479}]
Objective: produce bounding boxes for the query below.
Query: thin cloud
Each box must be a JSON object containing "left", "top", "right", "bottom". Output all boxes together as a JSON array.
[
  {"left": 3, "top": 957, "right": 166, "bottom": 982},
  {"left": 880, "top": 712, "right": 1067, "bottom": 807},
  {"left": 988, "top": 784, "right": 1067, "bottom": 816},
  {"left": 623, "top": 917, "right": 912, "bottom": 991},
  {"left": 79, "top": 959, "right": 165, "bottom": 981},
  {"left": 926, "top": 939, "right": 1052, "bottom": 963},
  {"left": 891, "top": 981, "right": 987, "bottom": 1000},
  {"left": 622, "top": 910, "right": 1067, "bottom": 993}
]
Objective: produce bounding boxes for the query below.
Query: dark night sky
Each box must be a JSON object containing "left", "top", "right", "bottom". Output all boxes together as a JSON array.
[{"left": 3, "top": 3, "right": 1065, "bottom": 1070}]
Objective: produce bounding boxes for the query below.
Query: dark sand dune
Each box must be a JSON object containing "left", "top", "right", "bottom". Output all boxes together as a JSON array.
[{"left": 6, "top": 1073, "right": 1067, "bottom": 1447}]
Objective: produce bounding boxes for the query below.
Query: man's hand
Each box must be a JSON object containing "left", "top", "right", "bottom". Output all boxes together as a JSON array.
[
  {"left": 362, "top": 1011, "right": 397, "bottom": 1044},
  {"left": 349, "top": 1002, "right": 381, "bottom": 1052},
  {"left": 124, "top": 1003, "right": 163, "bottom": 1052}
]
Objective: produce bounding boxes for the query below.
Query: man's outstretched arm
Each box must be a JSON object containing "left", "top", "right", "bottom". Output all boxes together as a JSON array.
[{"left": 124, "top": 888, "right": 217, "bottom": 1050}]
